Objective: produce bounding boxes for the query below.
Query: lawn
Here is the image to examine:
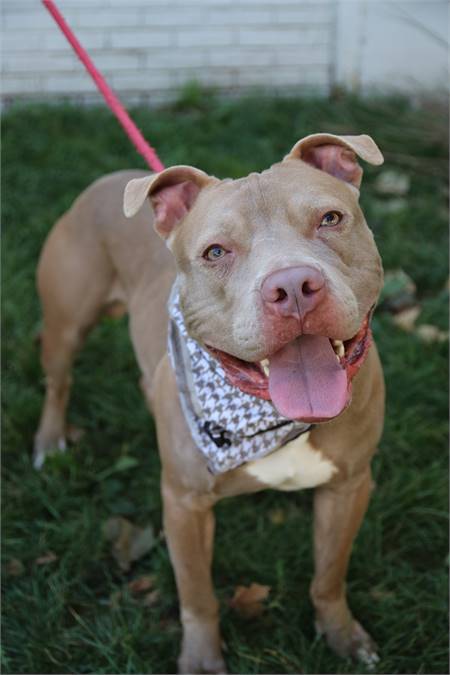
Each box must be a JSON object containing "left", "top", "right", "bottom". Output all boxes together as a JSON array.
[{"left": 2, "top": 90, "right": 449, "bottom": 674}]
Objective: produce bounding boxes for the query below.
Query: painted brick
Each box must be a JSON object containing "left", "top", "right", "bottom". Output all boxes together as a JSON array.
[
  {"left": 177, "top": 68, "right": 237, "bottom": 88},
  {"left": 2, "top": 0, "right": 334, "bottom": 100},
  {"left": 3, "top": 10, "right": 56, "bottom": 31},
  {"left": 2, "top": 53, "right": 79, "bottom": 73},
  {"left": 144, "top": 49, "right": 209, "bottom": 68},
  {"left": 2, "top": 74, "right": 43, "bottom": 95},
  {"left": 238, "top": 27, "right": 330, "bottom": 46},
  {"left": 274, "top": 46, "right": 330, "bottom": 67},
  {"left": 273, "top": 6, "right": 333, "bottom": 24},
  {"left": 143, "top": 7, "right": 206, "bottom": 26},
  {"left": 69, "top": 8, "right": 142, "bottom": 28},
  {"left": 237, "top": 65, "right": 328, "bottom": 87},
  {"left": 111, "top": 71, "right": 176, "bottom": 90},
  {"left": 110, "top": 29, "right": 172, "bottom": 49},
  {"left": 208, "top": 48, "right": 273, "bottom": 68},
  {"left": 44, "top": 30, "right": 106, "bottom": 51},
  {"left": 2, "top": 31, "right": 46, "bottom": 53},
  {"left": 176, "top": 28, "right": 235, "bottom": 47},
  {"left": 207, "top": 8, "right": 273, "bottom": 25},
  {"left": 45, "top": 73, "right": 97, "bottom": 93},
  {"left": 90, "top": 51, "right": 143, "bottom": 72}
]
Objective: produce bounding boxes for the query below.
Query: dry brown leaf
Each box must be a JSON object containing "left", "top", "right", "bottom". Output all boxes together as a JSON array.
[
  {"left": 143, "top": 589, "right": 160, "bottom": 607},
  {"left": 103, "top": 300, "right": 127, "bottom": 319},
  {"left": 229, "top": 582, "right": 271, "bottom": 618},
  {"left": 268, "top": 507, "right": 286, "bottom": 525},
  {"left": 392, "top": 305, "right": 421, "bottom": 332},
  {"left": 66, "top": 424, "right": 85, "bottom": 443},
  {"left": 109, "top": 590, "right": 122, "bottom": 609},
  {"left": 374, "top": 169, "right": 410, "bottom": 196},
  {"left": 35, "top": 551, "right": 58, "bottom": 565},
  {"left": 415, "top": 324, "right": 449, "bottom": 344},
  {"left": 6, "top": 558, "right": 25, "bottom": 576},
  {"left": 381, "top": 269, "right": 417, "bottom": 313},
  {"left": 103, "top": 517, "right": 155, "bottom": 571},
  {"left": 370, "top": 588, "right": 395, "bottom": 601},
  {"left": 128, "top": 575, "right": 155, "bottom": 594}
]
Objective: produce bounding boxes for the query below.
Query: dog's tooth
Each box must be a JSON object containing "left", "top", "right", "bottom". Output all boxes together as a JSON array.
[
  {"left": 260, "top": 359, "right": 270, "bottom": 376},
  {"left": 332, "top": 339, "right": 345, "bottom": 358}
]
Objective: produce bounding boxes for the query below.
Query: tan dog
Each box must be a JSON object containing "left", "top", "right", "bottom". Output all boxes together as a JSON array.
[{"left": 35, "top": 133, "right": 385, "bottom": 673}]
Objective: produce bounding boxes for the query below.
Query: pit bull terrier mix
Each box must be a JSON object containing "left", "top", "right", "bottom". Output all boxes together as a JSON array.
[{"left": 34, "top": 133, "right": 385, "bottom": 673}]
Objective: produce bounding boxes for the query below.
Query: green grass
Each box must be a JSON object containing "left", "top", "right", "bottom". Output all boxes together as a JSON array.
[{"left": 2, "top": 90, "right": 448, "bottom": 674}]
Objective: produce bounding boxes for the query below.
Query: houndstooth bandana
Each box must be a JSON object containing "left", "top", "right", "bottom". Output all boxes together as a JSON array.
[{"left": 167, "top": 284, "right": 311, "bottom": 475}]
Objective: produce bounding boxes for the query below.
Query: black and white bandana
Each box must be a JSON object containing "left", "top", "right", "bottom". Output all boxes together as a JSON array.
[{"left": 167, "top": 285, "right": 311, "bottom": 474}]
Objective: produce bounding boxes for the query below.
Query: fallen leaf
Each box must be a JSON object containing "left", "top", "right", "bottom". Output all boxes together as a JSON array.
[
  {"left": 128, "top": 575, "right": 155, "bottom": 594},
  {"left": 143, "top": 589, "right": 160, "bottom": 607},
  {"left": 112, "top": 456, "right": 139, "bottom": 472},
  {"left": 103, "top": 300, "right": 126, "bottom": 319},
  {"left": 415, "top": 324, "right": 449, "bottom": 344},
  {"left": 35, "top": 551, "right": 58, "bottom": 565},
  {"left": 66, "top": 425, "right": 85, "bottom": 443},
  {"left": 370, "top": 587, "right": 395, "bottom": 601},
  {"left": 103, "top": 517, "right": 155, "bottom": 571},
  {"left": 109, "top": 590, "right": 122, "bottom": 609},
  {"left": 6, "top": 558, "right": 25, "bottom": 576},
  {"left": 229, "top": 583, "right": 271, "bottom": 618},
  {"left": 268, "top": 507, "right": 286, "bottom": 525},
  {"left": 380, "top": 269, "right": 417, "bottom": 313},
  {"left": 372, "top": 197, "right": 408, "bottom": 215},
  {"left": 374, "top": 169, "right": 410, "bottom": 196},
  {"left": 392, "top": 305, "right": 421, "bottom": 332}
]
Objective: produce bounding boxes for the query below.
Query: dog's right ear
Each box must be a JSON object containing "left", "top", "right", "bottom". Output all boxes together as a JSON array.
[{"left": 123, "top": 166, "right": 216, "bottom": 239}]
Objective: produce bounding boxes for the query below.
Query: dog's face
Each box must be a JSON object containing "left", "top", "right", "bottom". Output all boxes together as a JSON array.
[{"left": 124, "top": 134, "right": 384, "bottom": 423}]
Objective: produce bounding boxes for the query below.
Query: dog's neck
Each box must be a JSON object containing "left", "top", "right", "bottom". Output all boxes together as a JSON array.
[{"left": 167, "top": 285, "right": 311, "bottom": 474}]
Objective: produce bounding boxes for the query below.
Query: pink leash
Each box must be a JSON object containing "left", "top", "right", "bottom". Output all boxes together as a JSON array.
[{"left": 42, "top": 0, "right": 165, "bottom": 173}]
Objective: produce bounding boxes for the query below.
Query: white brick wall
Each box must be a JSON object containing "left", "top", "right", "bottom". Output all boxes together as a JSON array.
[
  {"left": 2, "top": 1, "right": 445, "bottom": 103},
  {"left": 1, "top": 0, "right": 334, "bottom": 102}
]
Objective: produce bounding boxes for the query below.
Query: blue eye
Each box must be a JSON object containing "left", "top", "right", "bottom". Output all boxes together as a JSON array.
[
  {"left": 204, "top": 245, "right": 227, "bottom": 261},
  {"left": 320, "top": 211, "right": 342, "bottom": 227}
]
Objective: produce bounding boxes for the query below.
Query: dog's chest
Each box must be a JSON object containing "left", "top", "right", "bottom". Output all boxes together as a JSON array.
[{"left": 242, "top": 432, "right": 337, "bottom": 490}]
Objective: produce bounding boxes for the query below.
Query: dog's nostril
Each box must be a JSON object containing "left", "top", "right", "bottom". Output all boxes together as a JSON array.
[
  {"left": 302, "top": 281, "right": 316, "bottom": 296},
  {"left": 275, "top": 288, "right": 287, "bottom": 302}
]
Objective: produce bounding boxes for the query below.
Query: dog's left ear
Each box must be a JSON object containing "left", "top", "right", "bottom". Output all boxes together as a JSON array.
[{"left": 285, "top": 133, "right": 384, "bottom": 189}]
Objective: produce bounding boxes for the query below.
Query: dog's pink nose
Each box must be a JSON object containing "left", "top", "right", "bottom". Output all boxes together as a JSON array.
[{"left": 261, "top": 266, "right": 326, "bottom": 319}]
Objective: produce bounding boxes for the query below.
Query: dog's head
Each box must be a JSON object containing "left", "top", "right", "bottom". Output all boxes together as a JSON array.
[{"left": 124, "top": 133, "right": 384, "bottom": 423}]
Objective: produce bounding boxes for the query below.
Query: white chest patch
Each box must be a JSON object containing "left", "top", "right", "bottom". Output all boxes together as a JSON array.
[{"left": 243, "top": 432, "right": 338, "bottom": 491}]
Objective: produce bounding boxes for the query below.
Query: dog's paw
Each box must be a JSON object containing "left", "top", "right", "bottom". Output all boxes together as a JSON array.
[
  {"left": 178, "top": 652, "right": 227, "bottom": 674},
  {"left": 316, "top": 618, "right": 379, "bottom": 670},
  {"left": 178, "top": 620, "right": 227, "bottom": 674},
  {"left": 32, "top": 434, "right": 66, "bottom": 470}
]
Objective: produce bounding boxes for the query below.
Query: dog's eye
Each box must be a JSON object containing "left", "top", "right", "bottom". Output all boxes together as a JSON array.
[
  {"left": 320, "top": 211, "right": 342, "bottom": 228},
  {"left": 203, "top": 244, "right": 227, "bottom": 261}
]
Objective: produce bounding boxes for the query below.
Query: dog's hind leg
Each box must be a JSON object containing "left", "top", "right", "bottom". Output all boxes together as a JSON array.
[{"left": 34, "top": 215, "right": 116, "bottom": 468}]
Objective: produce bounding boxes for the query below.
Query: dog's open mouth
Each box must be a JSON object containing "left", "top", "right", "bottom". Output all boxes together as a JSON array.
[{"left": 207, "top": 313, "right": 372, "bottom": 423}]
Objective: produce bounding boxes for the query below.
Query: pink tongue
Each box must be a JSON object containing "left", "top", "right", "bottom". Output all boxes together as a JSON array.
[{"left": 268, "top": 335, "right": 348, "bottom": 421}]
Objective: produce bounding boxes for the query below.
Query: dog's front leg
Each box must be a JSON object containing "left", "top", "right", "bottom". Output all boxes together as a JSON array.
[
  {"left": 152, "top": 356, "right": 226, "bottom": 673},
  {"left": 162, "top": 478, "right": 225, "bottom": 674},
  {"left": 311, "top": 467, "right": 379, "bottom": 667}
]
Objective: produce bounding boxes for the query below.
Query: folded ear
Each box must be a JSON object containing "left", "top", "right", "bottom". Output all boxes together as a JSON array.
[
  {"left": 123, "top": 166, "right": 215, "bottom": 239},
  {"left": 285, "top": 133, "right": 384, "bottom": 189}
]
